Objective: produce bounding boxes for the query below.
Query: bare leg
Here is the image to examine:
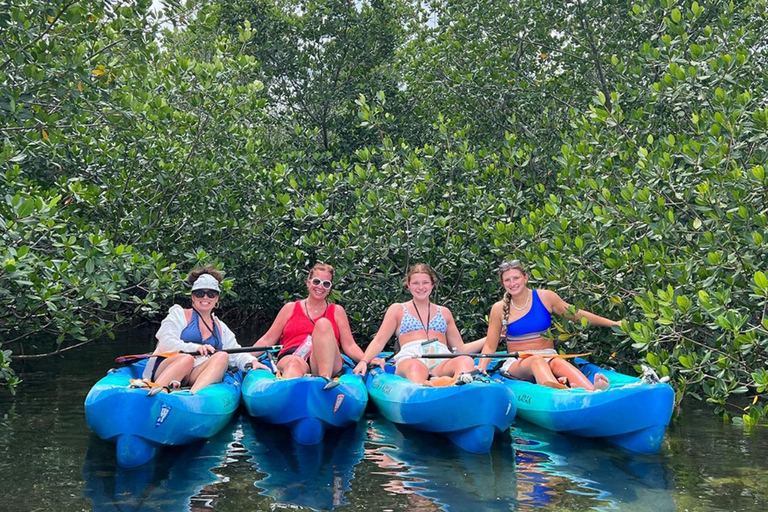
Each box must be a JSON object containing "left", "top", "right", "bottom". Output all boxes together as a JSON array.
[
  {"left": 508, "top": 356, "right": 567, "bottom": 389},
  {"left": 308, "top": 318, "right": 343, "bottom": 379},
  {"left": 396, "top": 359, "right": 431, "bottom": 384},
  {"left": 548, "top": 358, "right": 609, "bottom": 391},
  {"left": 432, "top": 355, "right": 475, "bottom": 377},
  {"left": 187, "top": 351, "right": 230, "bottom": 393},
  {"left": 153, "top": 353, "right": 195, "bottom": 387},
  {"left": 277, "top": 355, "right": 310, "bottom": 379}
]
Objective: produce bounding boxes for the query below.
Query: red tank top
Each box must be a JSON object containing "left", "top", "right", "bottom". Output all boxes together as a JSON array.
[{"left": 279, "top": 301, "right": 340, "bottom": 352}]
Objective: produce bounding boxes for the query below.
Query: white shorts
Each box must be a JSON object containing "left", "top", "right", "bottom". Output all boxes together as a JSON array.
[
  {"left": 391, "top": 339, "right": 452, "bottom": 371},
  {"left": 500, "top": 348, "right": 558, "bottom": 373}
]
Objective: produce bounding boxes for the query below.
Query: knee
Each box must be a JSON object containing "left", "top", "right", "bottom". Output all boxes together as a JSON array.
[
  {"left": 281, "top": 356, "right": 307, "bottom": 374},
  {"left": 209, "top": 351, "right": 230, "bottom": 369},
  {"left": 455, "top": 355, "right": 475, "bottom": 372},
  {"left": 173, "top": 353, "right": 196, "bottom": 372},
  {"left": 312, "top": 318, "right": 334, "bottom": 339}
]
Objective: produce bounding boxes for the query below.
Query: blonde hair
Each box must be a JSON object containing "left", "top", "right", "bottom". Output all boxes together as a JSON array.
[
  {"left": 308, "top": 262, "right": 335, "bottom": 281},
  {"left": 405, "top": 263, "right": 438, "bottom": 286},
  {"left": 187, "top": 265, "right": 223, "bottom": 286},
  {"left": 498, "top": 260, "right": 528, "bottom": 338}
]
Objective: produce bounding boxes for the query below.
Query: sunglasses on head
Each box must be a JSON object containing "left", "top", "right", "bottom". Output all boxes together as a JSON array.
[
  {"left": 498, "top": 260, "right": 524, "bottom": 271},
  {"left": 310, "top": 277, "right": 333, "bottom": 289},
  {"left": 192, "top": 289, "right": 220, "bottom": 299}
]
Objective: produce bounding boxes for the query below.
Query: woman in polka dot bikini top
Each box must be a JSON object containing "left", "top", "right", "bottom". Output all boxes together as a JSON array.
[{"left": 353, "top": 264, "right": 485, "bottom": 384}]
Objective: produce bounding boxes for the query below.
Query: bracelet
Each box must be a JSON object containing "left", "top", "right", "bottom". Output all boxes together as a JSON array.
[{"left": 359, "top": 359, "right": 368, "bottom": 365}]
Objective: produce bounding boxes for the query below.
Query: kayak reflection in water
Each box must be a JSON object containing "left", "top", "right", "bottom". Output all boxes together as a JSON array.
[{"left": 478, "top": 260, "right": 622, "bottom": 390}]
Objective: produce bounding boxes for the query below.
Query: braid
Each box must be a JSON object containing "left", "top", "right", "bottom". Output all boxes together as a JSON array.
[{"left": 501, "top": 292, "right": 511, "bottom": 343}]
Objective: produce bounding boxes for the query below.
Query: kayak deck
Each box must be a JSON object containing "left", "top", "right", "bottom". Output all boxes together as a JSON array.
[
  {"left": 241, "top": 366, "right": 368, "bottom": 445},
  {"left": 84, "top": 360, "right": 242, "bottom": 468},
  {"left": 365, "top": 365, "right": 516, "bottom": 454},
  {"left": 493, "top": 358, "right": 674, "bottom": 453}
]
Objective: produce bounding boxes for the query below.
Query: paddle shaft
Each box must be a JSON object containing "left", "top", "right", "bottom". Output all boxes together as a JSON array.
[
  {"left": 413, "top": 352, "right": 591, "bottom": 360},
  {"left": 115, "top": 345, "right": 283, "bottom": 364}
]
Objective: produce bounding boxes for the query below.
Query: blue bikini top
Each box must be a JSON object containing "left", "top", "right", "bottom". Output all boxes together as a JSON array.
[
  {"left": 180, "top": 309, "right": 223, "bottom": 351},
  {"left": 506, "top": 290, "right": 552, "bottom": 343},
  {"left": 399, "top": 303, "right": 448, "bottom": 336}
]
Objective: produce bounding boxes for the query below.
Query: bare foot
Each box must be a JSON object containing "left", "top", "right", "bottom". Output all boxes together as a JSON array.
[
  {"left": 593, "top": 373, "right": 610, "bottom": 391},
  {"left": 541, "top": 380, "right": 569, "bottom": 390}
]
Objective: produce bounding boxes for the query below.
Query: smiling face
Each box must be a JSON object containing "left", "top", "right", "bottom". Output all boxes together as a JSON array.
[
  {"left": 191, "top": 289, "right": 219, "bottom": 315},
  {"left": 407, "top": 272, "right": 434, "bottom": 301},
  {"left": 501, "top": 268, "right": 528, "bottom": 297},
  {"left": 306, "top": 269, "right": 333, "bottom": 300}
]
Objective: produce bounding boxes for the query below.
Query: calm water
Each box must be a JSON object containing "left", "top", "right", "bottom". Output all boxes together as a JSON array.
[{"left": 1, "top": 333, "right": 766, "bottom": 512}]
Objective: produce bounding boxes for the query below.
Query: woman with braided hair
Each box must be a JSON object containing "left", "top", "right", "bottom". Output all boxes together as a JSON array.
[{"left": 477, "top": 260, "right": 620, "bottom": 390}]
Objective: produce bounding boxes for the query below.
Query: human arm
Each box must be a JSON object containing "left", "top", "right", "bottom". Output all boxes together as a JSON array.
[
  {"left": 217, "top": 317, "right": 271, "bottom": 372},
  {"left": 540, "top": 289, "right": 621, "bottom": 327},
  {"left": 252, "top": 302, "right": 294, "bottom": 347},
  {"left": 155, "top": 305, "right": 206, "bottom": 353},
  {"left": 477, "top": 302, "right": 504, "bottom": 372},
  {"left": 335, "top": 305, "right": 368, "bottom": 364},
  {"left": 352, "top": 303, "right": 401, "bottom": 376}
]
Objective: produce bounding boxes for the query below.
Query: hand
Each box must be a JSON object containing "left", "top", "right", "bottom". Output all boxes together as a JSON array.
[
  {"left": 369, "top": 357, "right": 385, "bottom": 369},
  {"left": 197, "top": 344, "right": 216, "bottom": 356},
  {"left": 245, "top": 358, "right": 272, "bottom": 372},
  {"left": 352, "top": 360, "right": 368, "bottom": 376}
]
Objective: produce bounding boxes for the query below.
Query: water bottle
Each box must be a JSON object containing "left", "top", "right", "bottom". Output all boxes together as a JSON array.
[{"left": 294, "top": 335, "right": 313, "bottom": 359}]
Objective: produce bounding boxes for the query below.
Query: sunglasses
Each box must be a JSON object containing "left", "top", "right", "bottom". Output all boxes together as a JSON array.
[
  {"left": 192, "top": 289, "right": 220, "bottom": 299},
  {"left": 498, "top": 260, "right": 524, "bottom": 271},
  {"left": 310, "top": 277, "right": 333, "bottom": 289}
]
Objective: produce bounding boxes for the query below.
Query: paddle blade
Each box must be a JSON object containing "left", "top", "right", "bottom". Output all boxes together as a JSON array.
[{"left": 115, "top": 351, "right": 180, "bottom": 365}]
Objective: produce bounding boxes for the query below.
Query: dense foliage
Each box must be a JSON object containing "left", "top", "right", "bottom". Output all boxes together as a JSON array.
[{"left": 1, "top": 0, "right": 766, "bottom": 425}]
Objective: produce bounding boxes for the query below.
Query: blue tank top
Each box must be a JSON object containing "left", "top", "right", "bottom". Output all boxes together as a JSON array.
[
  {"left": 506, "top": 290, "right": 551, "bottom": 343},
  {"left": 180, "top": 309, "right": 223, "bottom": 351},
  {"left": 399, "top": 304, "right": 448, "bottom": 336}
]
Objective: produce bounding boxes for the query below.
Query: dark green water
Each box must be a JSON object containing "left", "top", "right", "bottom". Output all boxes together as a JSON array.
[{"left": 1, "top": 333, "right": 766, "bottom": 512}]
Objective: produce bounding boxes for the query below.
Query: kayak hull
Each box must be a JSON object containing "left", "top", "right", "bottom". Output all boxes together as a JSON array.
[
  {"left": 84, "top": 360, "right": 242, "bottom": 468},
  {"left": 494, "top": 359, "right": 674, "bottom": 454},
  {"left": 365, "top": 366, "right": 517, "bottom": 454},
  {"left": 241, "top": 367, "right": 368, "bottom": 445}
]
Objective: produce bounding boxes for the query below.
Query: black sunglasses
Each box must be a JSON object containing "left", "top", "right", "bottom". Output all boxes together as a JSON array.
[
  {"left": 310, "top": 277, "right": 332, "bottom": 289},
  {"left": 192, "top": 289, "right": 220, "bottom": 299}
]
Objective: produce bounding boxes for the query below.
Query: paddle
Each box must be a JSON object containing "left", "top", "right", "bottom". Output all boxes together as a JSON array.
[
  {"left": 115, "top": 345, "right": 283, "bottom": 365},
  {"left": 414, "top": 352, "right": 592, "bottom": 360}
]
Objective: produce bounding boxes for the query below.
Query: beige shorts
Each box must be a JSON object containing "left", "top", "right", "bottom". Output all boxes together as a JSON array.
[
  {"left": 391, "top": 339, "right": 452, "bottom": 371},
  {"left": 500, "top": 348, "right": 558, "bottom": 373}
]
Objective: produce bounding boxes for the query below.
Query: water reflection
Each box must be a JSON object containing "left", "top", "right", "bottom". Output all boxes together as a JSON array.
[
  {"left": 240, "top": 417, "right": 366, "bottom": 510},
  {"left": 512, "top": 422, "right": 675, "bottom": 511},
  {"left": 82, "top": 419, "right": 238, "bottom": 512},
  {"left": 365, "top": 418, "right": 517, "bottom": 511}
]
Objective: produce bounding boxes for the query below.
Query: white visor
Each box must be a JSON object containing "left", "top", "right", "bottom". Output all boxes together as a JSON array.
[{"left": 190, "top": 273, "right": 221, "bottom": 292}]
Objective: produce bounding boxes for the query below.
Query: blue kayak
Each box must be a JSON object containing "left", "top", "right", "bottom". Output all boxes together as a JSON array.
[
  {"left": 241, "top": 365, "right": 368, "bottom": 445},
  {"left": 84, "top": 360, "right": 243, "bottom": 468},
  {"left": 492, "top": 358, "right": 674, "bottom": 454},
  {"left": 365, "top": 364, "right": 517, "bottom": 454}
]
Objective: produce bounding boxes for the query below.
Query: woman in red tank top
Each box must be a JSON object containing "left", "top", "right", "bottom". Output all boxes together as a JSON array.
[{"left": 252, "top": 263, "right": 382, "bottom": 381}]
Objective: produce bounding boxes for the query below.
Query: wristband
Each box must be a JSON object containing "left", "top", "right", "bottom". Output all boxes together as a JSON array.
[{"left": 359, "top": 359, "right": 368, "bottom": 365}]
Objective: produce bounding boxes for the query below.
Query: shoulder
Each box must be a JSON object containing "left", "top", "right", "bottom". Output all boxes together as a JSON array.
[
  {"left": 437, "top": 304, "right": 453, "bottom": 319},
  {"left": 331, "top": 303, "right": 347, "bottom": 317},
  {"left": 536, "top": 289, "right": 564, "bottom": 308},
  {"left": 167, "top": 304, "right": 187, "bottom": 320}
]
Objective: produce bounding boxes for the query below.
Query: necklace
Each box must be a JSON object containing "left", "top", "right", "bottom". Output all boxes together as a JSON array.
[
  {"left": 412, "top": 300, "right": 431, "bottom": 339},
  {"left": 510, "top": 290, "right": 531, "bottom": 311},
  {"left": 193, "top": 307, "right": 220, "bottom": 345},
  {"left": 304, "top": 299, "right": 329, "bottom": 325}
]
